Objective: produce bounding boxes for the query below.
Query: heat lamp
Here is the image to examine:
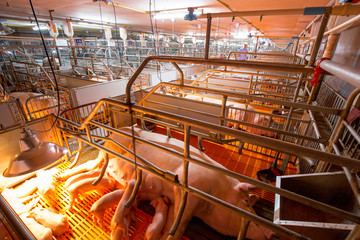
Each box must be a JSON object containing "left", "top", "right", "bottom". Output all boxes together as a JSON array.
[{"left": 3, "top": 128, "right": 68, "bottom": 177}]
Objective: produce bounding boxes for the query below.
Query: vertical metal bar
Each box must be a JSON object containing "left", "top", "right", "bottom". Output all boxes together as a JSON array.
[
  {"left": 220, "top": 95, "right": 228, "bottom": 127},
  {"left": 332, "top": 143, "right": 360, "bottom": 206},
  {"left": 171, "top": 62, "right": 184, "bottom": 85},
  {"left": 346, "top": 224, "right": 360, "bottom": 240},
  {"left": 125, "top": 168, "right": 142, "bottom": 208},
  {"left": 293, "top": 73, "right": 304, "bottom": 102},
  {"left": 237, "top": 217, "right": 250, "bottom": 240},
  {"left": 307, "top": 12, "right": 330, "bottom": 66},
  {"left": 169, "top": 125, "right": 191, "bottom": 236},
  {"left": 205, "top": 14, "right": 212, "bottom": 59},
  {"left": 254, "top": 36, "right": 259, "bottom": 54}
]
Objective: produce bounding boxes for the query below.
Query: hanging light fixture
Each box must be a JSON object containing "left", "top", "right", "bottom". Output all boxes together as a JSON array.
[{"left": 3, "top": 128, "right": 68, "bottom": 177}]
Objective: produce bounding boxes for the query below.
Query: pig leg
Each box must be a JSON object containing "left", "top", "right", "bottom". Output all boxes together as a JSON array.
[
  {"left": 66, "top": 176, "right": 116, "bottom": 210},
  {"left": 145, "top": 197, "right": 169, "bottom": 240},
  {"left": 57, "top": 151, "right": 105, "bottom": 181},
  {"left": 64, "top": 170, "right": 101, "bottom": 188},
  {"left": 111, "top": 179, "right": 136, "bottom": 240},
  {"left": 160, "top": 202, "right": 175, "bottom": 240},
  {"left": 90, "top": 189, "right": 125, "bottom": 226}
]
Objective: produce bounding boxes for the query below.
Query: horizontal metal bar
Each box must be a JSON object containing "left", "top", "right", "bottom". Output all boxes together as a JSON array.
[
  {"left": 57, "top": 109, "right": 360, "bottom": 225},
  {"left": 198, "top": 5, "right": 359, "bottom": 19},
  {"left": 164, "top": 83, "right": 342, "bottom": 115},
  {"left": 57, "top": 128, "right": 308, "bottom": 239}
]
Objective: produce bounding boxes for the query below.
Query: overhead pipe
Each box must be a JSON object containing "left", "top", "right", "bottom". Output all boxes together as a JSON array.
[
  {"left": 303, "top": 54, "right": 360, "bottom": 89},
  {"left": 197, "top": 5, "right": 360, "bottom": 19},
  {"left": 301, "top": 14, "right": 360, "bottom": 45}
]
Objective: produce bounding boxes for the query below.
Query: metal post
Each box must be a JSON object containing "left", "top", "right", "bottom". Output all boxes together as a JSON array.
[
  {"left": 308, "top": 33, "right": 340, "bottom": 103},
  {"left": 307, "top": 11, "right": 330, "bottom": 66},
  {"left": 254, "top": 36, "right": 259, "bottom": 54},
  {"left": 205, "top": 14, "right": 212, "bottom": 59},
  {"left": 54, "top": 38, "right": 62, "bottom": 66}
]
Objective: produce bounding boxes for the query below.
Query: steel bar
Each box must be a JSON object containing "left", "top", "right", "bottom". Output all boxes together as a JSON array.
[
  {"left": 307, "top": 12, "right": 330, "bottom": 66},
  {"left": 319, "top": 60, "right": 360, "bottom": 89},
  {"left": 0, "top": 194, "right": 36, "bottom": 240},
  {"left": 332, "top": 143, "right": 360, "bottom": 206},
  {"left": 171, "top": 62, "right": 184, "bottom": 85},
  {"left": 205, "top": 15, "right": 212, "bottom": 59},
  {"left": 57, "top": 113, "right": 360, "bottom": 229},
  {"left": 198, "top": 5, "right": 359, "bottom": 19},
  {"left": 161, "top": 83, "right": 341, "bottom": 115}
]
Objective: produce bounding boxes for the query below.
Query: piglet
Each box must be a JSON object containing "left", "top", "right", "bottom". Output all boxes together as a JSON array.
[
  {"left": 29, "top": 207, "right": 69, "bottom": 236},
  {"left": 20, "top": 213, "right": 53, "bottom": 240}
]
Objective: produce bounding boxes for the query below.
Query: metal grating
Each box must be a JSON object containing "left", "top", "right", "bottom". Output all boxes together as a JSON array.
[{"left": 32, "top": 162, "right": 189, "bottom": 240}]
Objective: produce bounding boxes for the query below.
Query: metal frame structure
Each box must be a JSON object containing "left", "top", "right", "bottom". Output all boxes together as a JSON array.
[
  {"left": 1, "top": 4, "right": 360, "bottom": 240},
  {"left": 49, "top": 55, "right": 360, "bottom": 239}
]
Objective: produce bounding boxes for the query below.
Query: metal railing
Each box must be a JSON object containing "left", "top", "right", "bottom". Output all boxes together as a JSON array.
[{"left": 53, "top": 56, "right": 360, "bottom": 240}]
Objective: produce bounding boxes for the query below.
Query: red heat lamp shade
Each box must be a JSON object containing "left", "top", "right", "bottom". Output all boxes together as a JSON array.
[{"left": 3, "top": 128, "right": 68, "bottom": 177}]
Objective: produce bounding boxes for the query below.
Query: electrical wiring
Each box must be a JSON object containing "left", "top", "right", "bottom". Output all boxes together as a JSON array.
[{"left": 28, "top": 0, "right": 61, "bottom": 133}]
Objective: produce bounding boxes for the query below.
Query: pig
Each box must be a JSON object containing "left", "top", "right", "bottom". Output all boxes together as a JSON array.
[
  {"left": 66, "top": 175, "right": 117, "bottom": 209},
  {"left": 9, "top": 92, "right": 66, "bottom": 119},
  {"left": 90, "top": 189, "right": 125, "bottom": 226},
  {"left": 79, "top": 127, "right": 274, "bottom": 240},
  {"left": 29, "top": 208, "right": 69, "bottom": 236},
  {"left": 20, "top": 213, "right": 53, "bottom": 240},
  {"left": 184, "top": 94, "right": 276, "bottom": 137},
  {"left": 42, "top": 57, "right": 60, "bottom": 70}
]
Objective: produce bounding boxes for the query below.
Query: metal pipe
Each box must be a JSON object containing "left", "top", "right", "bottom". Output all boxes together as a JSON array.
[
  {"left": 332, "top": 143, "right": 360, "bottom": 206},
  {"left": 125, "top": 168, "right": 142, "bottom": 208},
  {"left": 0, "top": 194, "right": 36, "bottom": 240},
  {"left": 205, "top": 14, "right": 212, "bottom": 59},
  {"left": 57, "top": 114, "right": 360, "bottom": 232},
  {"left": 56, "top": 124, "right": 334, "bottom": 239},
  {"left": 307, "top": 11, "right": 330, "bottom": 66},
  {"left": 171, "top": 62, "right": 184, "bottom": 85},
  {"left": 238, "top": 217, "right": 250, "bottom": 240},
  {"left": 317, "top": 89, "right": 360, "bottom": 172},
  {"left": 319, "top": 60, "right": 360, "bottom": 89}
]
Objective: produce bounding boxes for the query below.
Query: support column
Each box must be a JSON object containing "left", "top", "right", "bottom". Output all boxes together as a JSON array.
[{"left": 205, "top": 14, "right": 212, "bottom": 59}]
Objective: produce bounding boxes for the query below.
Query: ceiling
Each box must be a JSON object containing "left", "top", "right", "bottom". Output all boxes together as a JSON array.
[{"left": 0, "top": 0, "right": 331, "bottom": 41}]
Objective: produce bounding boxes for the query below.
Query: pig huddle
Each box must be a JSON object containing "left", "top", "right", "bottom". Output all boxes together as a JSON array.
[{"left": 59, "top": 127, "right": 274, "bottom": 240}]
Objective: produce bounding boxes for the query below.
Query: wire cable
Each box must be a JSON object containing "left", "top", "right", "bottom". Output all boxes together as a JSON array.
[
  {"left": 28, "top": 0, "right": 61, "bottom": 133},
  {"left": 112, "top": 2, "right": 124, "bottom": 77},
  {"left": 149, "top": 0, "right": 162, "bottom": 82}
]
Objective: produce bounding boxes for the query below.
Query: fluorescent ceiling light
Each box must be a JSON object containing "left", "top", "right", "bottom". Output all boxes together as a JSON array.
[
  {"left": 154, "top": 10, "right": 201, "bottom": 20},
  {"left": 33, "top": 25, "right": 48, "bottom": 31}
]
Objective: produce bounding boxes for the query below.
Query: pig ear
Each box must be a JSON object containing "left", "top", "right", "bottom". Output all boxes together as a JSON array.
[{"left": 236, "top": 182, "right": 258, "bottom": 193}]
